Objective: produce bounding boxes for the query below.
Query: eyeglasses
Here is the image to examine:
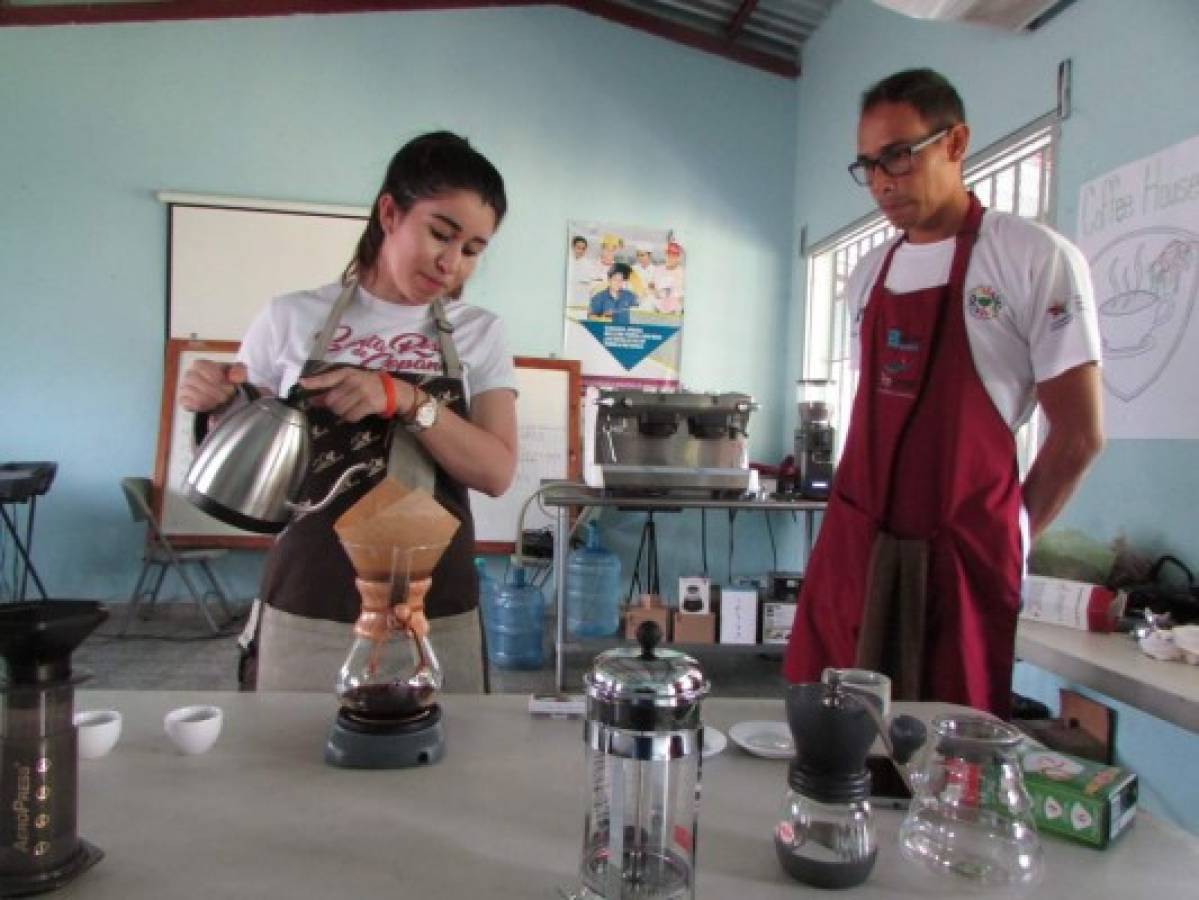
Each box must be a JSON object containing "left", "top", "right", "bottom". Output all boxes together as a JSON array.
[{"left": 848, "top": 128, "right": 949, "bottom": 186}]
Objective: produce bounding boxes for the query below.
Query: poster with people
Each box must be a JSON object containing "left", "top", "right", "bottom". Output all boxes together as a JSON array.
[{"left": 564, "top": 221, "right": 685, "bottom": 391}]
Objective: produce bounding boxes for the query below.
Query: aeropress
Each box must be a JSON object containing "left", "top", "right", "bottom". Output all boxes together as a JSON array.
[{"left": 0, "top": 600, "right": 108, "bottom": 896}]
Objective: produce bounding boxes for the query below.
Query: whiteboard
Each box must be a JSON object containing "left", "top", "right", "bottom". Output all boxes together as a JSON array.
[
  {"left": 164, "top": 195, "right": 368, "bottom": 339},
  {"left": 470, "top": 358, "right": 581, "bottom": 550},
  {"left": 154, "top": 341, "right": 580, "bottom": 551}
]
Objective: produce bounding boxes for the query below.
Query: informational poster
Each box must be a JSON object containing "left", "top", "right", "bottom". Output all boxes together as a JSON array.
[
  {"left": 1076, "top": 133, "right": 1199, "bottom": 438},
  {"left": 563, "top": 221, "right": 685, "bottom": 391}
]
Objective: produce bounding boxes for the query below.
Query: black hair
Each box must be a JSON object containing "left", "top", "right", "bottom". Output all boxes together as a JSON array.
[
  {"left": 608, "top": 262, "right": 632, "bottom": 280},
  {"left": 861, "top": 68, "right": 967, "bottom": 129},
  {"left": 345, "top": 131, "right": 508, "bottom": 282},
  {"left": 572, "top": 236, "right": 588, "bottom": 248}
]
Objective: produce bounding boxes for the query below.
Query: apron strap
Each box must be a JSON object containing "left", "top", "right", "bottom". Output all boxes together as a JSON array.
[
  {"left": 387, "top": 298, "right": 466, "bottom": 494},
  {"left": 301, "top": 280, "right": 358, "bottom": 378},
  {"left": 430, "top": 298, "right": 464, "bottom": 385}
]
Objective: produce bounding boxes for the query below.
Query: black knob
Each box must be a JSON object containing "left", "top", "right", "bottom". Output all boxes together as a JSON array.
[
  {"left": 889, "top": 715, "right": 927, "bottom": 764},
  {"left": 636, "top": 620, "right": 662, "bottom": 659}
]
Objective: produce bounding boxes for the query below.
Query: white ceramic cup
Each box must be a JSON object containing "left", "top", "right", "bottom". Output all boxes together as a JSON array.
[
  {"left": 75, "top": 709, "right": 123, "bottom": 759},
  {"left": 163, "top": 705, "right": 223, "bottom": 755},
  {"left": 822, "top": 667, "right": 891, "bottom": 716}
]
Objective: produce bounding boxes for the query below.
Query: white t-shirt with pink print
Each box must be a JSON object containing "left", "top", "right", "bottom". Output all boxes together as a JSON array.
[{"left": 237, "top": 281, "right": 516, "bottom": 401}]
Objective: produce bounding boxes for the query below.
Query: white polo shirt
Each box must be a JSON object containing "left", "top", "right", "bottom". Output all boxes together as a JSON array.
[{"left": 848, "top": 210, "right": 1101, "bottom": 430}]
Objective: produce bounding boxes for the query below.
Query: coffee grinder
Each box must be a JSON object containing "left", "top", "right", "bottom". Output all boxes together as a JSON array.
[
  {"left": 0, "top": 600, "right": 108, "bottom": 896},
  {"left": 794, "top": 379, "right": 836, "bottom": 499},
  {"left": 324, "top": 542, "right": 449, "bottom": 769},
  {"left": 774, "top": 673, "right": 925, "bottom": 890}
]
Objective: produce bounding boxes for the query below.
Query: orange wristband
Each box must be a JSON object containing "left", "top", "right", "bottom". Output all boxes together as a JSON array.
[{"left": 379, "top": 372, "right": 398, "bottom": 419}]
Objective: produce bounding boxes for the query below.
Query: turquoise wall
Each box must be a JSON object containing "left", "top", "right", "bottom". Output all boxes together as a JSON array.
[
  {"left": 792, "top": 0, "right": 1199, "bottom": 833},
  {"left": 0, "top": 7, "right": 804, "bottom": 602}
]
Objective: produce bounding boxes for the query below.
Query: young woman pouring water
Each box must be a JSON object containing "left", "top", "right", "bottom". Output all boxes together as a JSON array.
[{"left": 179, "top": 132, "right": 518, "bottom": 692}]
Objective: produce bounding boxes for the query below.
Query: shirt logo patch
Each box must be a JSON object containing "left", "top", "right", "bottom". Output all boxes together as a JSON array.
[
  {"left": 1048, "top": 296, "right": 1078, "bottom": 331},
  {"left": 886, "top": 329, "right": 920, "bottom": 352},
  {"left": 967, "top": 286, "right": 1003, "bottom": 320}
]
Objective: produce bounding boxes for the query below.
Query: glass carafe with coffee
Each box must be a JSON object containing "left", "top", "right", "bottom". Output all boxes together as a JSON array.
[
  {"left": 323, "top": 477, "right": 460, "bottom": 769},
  {"left": 0, "top": 600, "right": 108, "bottom": 896}
]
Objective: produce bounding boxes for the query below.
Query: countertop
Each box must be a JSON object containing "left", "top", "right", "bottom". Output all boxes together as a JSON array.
[
  {"left": 57, "top": 691, "right": 1199, "bottom": 899},
  {"left": 1016, "top": 619, "right": 1199, "bottom": 732}
]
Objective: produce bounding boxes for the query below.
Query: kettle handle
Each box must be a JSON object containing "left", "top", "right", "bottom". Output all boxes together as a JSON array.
[{"left": 286, "top": 462, "right": 372, "bottom": 519}]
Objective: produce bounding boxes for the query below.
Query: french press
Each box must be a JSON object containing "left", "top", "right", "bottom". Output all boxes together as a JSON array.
[{"left": 569, "top": 621, "right": 709, "bottom": 900}]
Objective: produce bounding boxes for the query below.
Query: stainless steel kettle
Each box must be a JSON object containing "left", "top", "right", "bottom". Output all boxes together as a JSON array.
[{"left": 184, "top": 384, "right": 366, "bottom": 533}]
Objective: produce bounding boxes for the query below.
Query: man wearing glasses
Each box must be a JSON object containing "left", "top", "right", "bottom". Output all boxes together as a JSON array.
[{"left": 784, "top": 69, "right": 1103, "bottom": 718}]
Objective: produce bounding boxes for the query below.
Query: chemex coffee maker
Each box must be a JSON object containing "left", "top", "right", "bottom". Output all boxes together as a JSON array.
[
  {"left": 566, "top": 621, "right": 708, "bottom": 900},
  {"left": 585, "top": 389, "right": 758, "bottom": 497},
  {"left": 325, "top": 541, "right": 448, "bottom": 768},
  {"left": 774, "top": 673, "right": 925, "bottom": 890},
  {"left": 793, "top": 379, "right": 836, "bottom": 499},
  {"left": 0, "top": 601, "right": 108, "bottom": 896},
  {"left": 324, "top": 478, "right": 461, "bottom": 770}
]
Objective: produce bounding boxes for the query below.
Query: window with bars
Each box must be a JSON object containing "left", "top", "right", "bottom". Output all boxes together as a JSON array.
[{"left": 802, "top": 122, "right": 1057, "bottom": 473}]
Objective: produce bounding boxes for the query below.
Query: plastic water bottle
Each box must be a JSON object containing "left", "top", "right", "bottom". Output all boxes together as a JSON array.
[
  {"left": 566, "top": 522, "right": 622, "bottom": 638},
  {"left": 485, "top": 564, "right": 545, "bottom": 670}
]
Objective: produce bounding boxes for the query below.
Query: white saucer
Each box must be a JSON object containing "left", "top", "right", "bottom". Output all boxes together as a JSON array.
[
  {"left": 728, "top": 721, "right": 793, "bottom": 759},
  {"left": 702, "top": 727, "right": 727, "bottom": 758}
]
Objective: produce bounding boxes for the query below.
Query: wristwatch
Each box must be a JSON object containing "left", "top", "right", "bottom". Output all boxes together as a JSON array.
[{"left": 405, "top": 393, "right": 440, "bottom": 433}]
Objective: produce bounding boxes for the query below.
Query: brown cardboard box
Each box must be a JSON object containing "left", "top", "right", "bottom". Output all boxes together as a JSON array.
[
  {"left": 626, "top": 603, "right": 671, "bottom": 641},
  {"left": 672, "top": 612, "right": 716, "bottom": 644}
]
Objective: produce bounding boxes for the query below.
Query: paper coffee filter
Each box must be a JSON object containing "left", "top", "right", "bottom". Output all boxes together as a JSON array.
[{"left": 334, "top": 476, "right": 460, "bottom": 581}]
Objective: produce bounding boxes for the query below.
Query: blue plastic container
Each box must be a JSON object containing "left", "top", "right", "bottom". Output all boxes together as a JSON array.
[
  {"left": 566, "top": 522, "right": 622, "bottom": 638},
  {"left": 483, "top": 563, "right": 545, "bottom": 670}
]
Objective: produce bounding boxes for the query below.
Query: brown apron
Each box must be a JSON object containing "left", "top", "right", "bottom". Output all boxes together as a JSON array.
[{"left": 249, "top": 284, "right": 481, "bottom": 691}]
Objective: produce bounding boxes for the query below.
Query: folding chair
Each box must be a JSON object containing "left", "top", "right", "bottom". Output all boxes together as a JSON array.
[{"left": 120, "top": 477, "right": 234, "bottom": 634}]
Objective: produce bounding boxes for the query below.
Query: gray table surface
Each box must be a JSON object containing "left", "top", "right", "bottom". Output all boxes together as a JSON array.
[{"left": 61, "top": 691, "right": 1197, "bottom": 899}]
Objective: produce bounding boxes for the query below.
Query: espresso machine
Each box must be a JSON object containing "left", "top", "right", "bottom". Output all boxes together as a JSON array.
[
  {"left": 568, "top": 621, "right": 709, "bottom": 899},
  {"left": 324, "top": 543, "right": 447, "bottom": 769},
  {"left": 585, "top": 389, "right": 758, "bottom": 497},
  {"left": 793, "top": 380, "right": 836, "bottom": 499},
  {"left": 0, "top": 601, "right": 108, "bottom": 896}
]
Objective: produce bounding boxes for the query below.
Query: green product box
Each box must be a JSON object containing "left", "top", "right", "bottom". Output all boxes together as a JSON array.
[{"left": 1020, "top": 748, "right": 1138, "bottom": 849}]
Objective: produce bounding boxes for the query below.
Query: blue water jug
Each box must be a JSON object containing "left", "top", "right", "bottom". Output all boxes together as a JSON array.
[
  {"left": 484, "top": 564, "right": 545, "bottom": 670},
  {"left": 566, "top": 522, "right": 622, "bottom": 638},
  {"left": 475, "top": 557, "right": 499, "bottom": 617}
]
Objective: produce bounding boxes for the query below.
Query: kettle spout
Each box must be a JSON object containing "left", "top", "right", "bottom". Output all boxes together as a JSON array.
[{"left": 287, "top": 462, "right": 372, "bottom": 519}]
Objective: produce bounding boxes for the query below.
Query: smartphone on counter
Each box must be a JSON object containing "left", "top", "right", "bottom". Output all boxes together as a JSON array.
[{"left": 866, "top": 754, "right": 912, "bottom": 810}]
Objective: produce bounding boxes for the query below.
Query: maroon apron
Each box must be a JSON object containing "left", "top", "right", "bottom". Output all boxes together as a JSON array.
[{"left": 783, "top": 196, "right": 1023, "bottom": 718}]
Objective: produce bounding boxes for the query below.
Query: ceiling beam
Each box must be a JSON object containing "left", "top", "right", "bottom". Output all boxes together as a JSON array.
[
  {"left": 0, "top": 0, "right": 800, "bottom": 77},
  {"left": 568, "top": 0, "right": 796, "bottom": 77},
  {"left": 0, "top": 0, "right": 526, "bottom": 27},
  {"left": 724, "top": 0, "right": 758, "bottom": 43}
]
